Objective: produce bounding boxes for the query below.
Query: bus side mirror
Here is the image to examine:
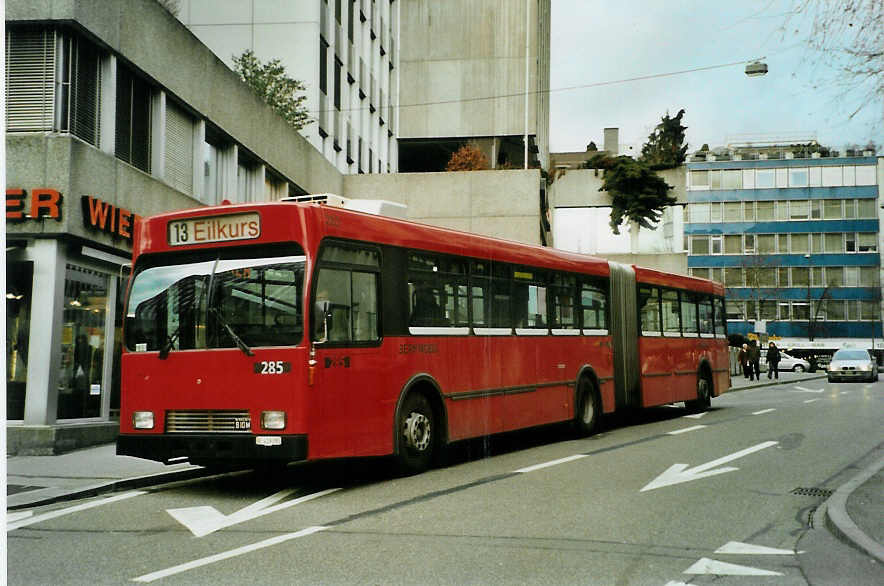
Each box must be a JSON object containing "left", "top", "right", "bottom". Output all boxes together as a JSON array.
[{"left": 313, "top": 300, "right": 332, "bottom": 343}]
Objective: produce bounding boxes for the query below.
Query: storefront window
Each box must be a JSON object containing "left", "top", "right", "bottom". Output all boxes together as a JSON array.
[
  {"left": 57, "top": 265, "right": 108, "bottom": 420},
  {"left": 7, "top": 262, "right": 33, "bottom": 420}
]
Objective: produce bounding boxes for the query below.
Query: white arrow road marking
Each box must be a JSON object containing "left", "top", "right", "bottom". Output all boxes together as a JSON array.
[
  {"left": 133, "top": 525, "right": 329, "bottom": 582},
  {"left": 804, "top": 399, "right": 821, "bottom": 404},
  {"left": 684, "top": 557, "right": 782, "bottom": 576},
  {"left": 793, "top": 386, "right": 824, "bottom": 393},
  {"left": 667, "top": 425, "right": 707, "bottom": 435},
  {"left": 640, "top": 441, "right": 778, "bottom": 492},
  {"left": 7, "top": 491, "right": 146, "bottom": 531},
  {"left": 515, "top": 454, "right": 587, "bottom": 473},
  {"left": 752, "top": 408, "right": 776, "bottom": 415},
  {"left": 682, "top": 412, "right": 707, "bottom": 419},
  {"left": 167, "top": 487, "right": 340, "bottom": 537},
  {"left": 715, "top": 541, "right": 803, "bottom": 555}
]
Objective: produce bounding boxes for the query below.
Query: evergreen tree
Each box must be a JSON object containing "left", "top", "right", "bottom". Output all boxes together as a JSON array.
[
  {"left": 233, "top": 50, "right": 311, "bottom": 131},
  {"left": 639, "top": 109, "right": 688, "bottom": 170}
]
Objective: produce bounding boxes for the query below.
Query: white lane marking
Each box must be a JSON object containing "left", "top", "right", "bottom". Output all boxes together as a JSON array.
[
  {"left": 752, "top": 408, "right": 776, "bottom": 415},
  {"left": 804, "top": 399, "right": 821, "bottom": 404},
  {"left": 684, "top": 558, "right": 782, "bottom": 576},
  {"left": 167, "top": 487, "right": 341, "bottom": 537},
  {"left": 667, "top": 425, "right": 707, "bottom": 436},
  {"left": 715, "top": 541, "right": 803, "bottom": 555},
  {"left": 6, "top": 511, "right": 33, "bottom": 523},
  {"left": 682, "top": 412, "right": 707, "bottom": 420},
  {"left": 132, "top": 525, "right": 329, "bottom": 582},
  {"left": 840, "top": 391, "right": 850, "bottom": 395},
  {"left": 7, "top": 491, "right": 146, "bottom": 531},
  {"left": 792, "top": 386, "right": 823, "bottom": 393},
  {"left": 664, "top": 582, "right": 692, "bottom": 586},
  {"left": 641, "top": 441, "right": 779, "bottom": 492},
  {"left": 515, "top": 454, "right": 587, "bottom": 473}
]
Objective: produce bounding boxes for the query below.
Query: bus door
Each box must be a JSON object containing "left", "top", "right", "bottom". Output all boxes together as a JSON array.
[{"left": 310, "top": 244, "right": 388, "bottom": 458}]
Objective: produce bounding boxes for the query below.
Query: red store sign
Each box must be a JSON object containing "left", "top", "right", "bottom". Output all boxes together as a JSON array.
[{"left": 6, "top": 188, "right": 141, "bottom": 243}]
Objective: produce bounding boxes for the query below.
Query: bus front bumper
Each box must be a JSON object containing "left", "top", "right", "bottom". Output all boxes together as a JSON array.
[{"left": 116, "top": 433, "right": 308, "bottom": 465}]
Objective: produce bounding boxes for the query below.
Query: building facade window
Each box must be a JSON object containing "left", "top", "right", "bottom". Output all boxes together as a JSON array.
[
  {"left": 59, "top": 33, "right": 102, "bottom": 146},
  {"left": 6, "top": 28, "right": 57, "bottom": 132},
  {"left": 58, "top": 265, "right": 109, "bottom": 420},
  {"left": 164, "top": 100, "right": 194, "bottom": 194},
  {"left": 115, "top": 64, "right": 152, "bottom": 173}
]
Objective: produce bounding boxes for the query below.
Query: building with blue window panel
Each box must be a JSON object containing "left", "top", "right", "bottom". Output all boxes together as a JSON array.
[{"left": 683, "top": 147, "right": 882, "bottom": 357}]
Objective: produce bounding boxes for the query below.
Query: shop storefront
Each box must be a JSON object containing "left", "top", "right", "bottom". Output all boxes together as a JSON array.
[{"left": 6, "top": 186, "right": 136, "bottom": 454}]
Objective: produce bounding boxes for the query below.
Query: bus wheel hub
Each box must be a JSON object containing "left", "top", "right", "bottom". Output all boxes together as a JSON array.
[{"left": 404, "top": 412, "right": 431, "bottom": 451}]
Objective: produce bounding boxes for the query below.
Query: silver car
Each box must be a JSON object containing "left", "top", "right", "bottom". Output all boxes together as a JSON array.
[
  {"left": 827, "top": 349, "right": 879, "bottom": 383},
  {"left": 761, "top": 352, "right": 810, "bottom": 373}
]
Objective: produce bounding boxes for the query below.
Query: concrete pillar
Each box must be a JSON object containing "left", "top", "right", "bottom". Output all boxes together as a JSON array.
[
  {"left": 151, "top": 90, "right": 166, "bottom": 180},
  {"left": 193, "top": 120, "right": 206, "bottom": 203},
  {"left": 23, "top": 240, "right": 67, "bottom": 425}
]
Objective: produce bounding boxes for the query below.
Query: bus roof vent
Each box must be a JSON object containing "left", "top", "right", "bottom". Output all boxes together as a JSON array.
[{"left": 282, "top": 194, "right": 407, "bottom": 219}]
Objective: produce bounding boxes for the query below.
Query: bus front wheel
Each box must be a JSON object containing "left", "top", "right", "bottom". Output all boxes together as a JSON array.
[
  {"left": 395, "top": 392, "right": 436, "bottom": 475},
  {"left": 574, "top": 378, "right": 600, "bottom": 437}
]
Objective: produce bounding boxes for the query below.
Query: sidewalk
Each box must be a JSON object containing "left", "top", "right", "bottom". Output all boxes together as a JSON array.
[{"left": 5, "top": 374, "right": 882, "bottom": 564}]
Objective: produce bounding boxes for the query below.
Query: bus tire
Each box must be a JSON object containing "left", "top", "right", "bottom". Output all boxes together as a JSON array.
[
  {"left": 574, "top": 377, "right": 600, "bottom": 437},
  {"left": 395, "top": 392, "right": 436, "bottom": 475},
  {"left": 685, "top": 373, "right": 712, "bottom": 413}
]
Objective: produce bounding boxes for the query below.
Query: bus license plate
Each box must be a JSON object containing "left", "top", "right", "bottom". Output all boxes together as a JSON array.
[{"left": 168, "top": 212, "right": 260, "bottom": 246}]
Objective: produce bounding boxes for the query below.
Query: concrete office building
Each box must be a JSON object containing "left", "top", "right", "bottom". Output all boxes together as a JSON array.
[
  {"left": 178, "top": 0, "right": 551, "bottom": 174},
  {"left": 683, "top": 143, "right": 882, "bottom": 357},
  {"left": 397, "top": 0, "right": 550, "bottom": 172},
  {"left": 177, "top": 0, "right": 397, "bottom": 176},
  {"left": 5, "top": 0, "right": 341, "bottom": 454}
]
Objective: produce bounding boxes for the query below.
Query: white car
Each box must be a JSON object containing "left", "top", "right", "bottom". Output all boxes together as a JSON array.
[
  {"left": 762, "top": 352, "right": 810, "bottom": 373},
  {"left": 827, "top": 349, "right": 879, "bottom": 383}
]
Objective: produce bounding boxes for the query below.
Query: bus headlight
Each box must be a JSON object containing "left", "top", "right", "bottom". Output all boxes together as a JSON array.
[
  {"left": 261, "top": 411, "right": 286, "bottom": 430},
  {"left": 133, "top": 411, "right": 155, "bottom": 429}
]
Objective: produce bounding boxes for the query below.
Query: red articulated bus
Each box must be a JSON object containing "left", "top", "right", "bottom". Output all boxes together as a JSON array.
[{"left": 117, "top": 198, "right": 730, "bottom": 473}]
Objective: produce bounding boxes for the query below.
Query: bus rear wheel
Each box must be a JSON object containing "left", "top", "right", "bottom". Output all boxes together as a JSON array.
[
  {"left": 685, "top": 374, "right": 712, "bottom": 413},
  {"left": 395, "top": 392, "right": 436, "bottom": 475},
  {"left": 574, "top": 378, "right": 600, "bottom": 437}
]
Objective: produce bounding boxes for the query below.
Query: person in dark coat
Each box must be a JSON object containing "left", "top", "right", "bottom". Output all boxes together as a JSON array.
[
  {"left": 766, "top": 342, "right": 781, "bottom": 379},
  {"left": 748, "top": 341, "right": 761, "bottom": 380}
]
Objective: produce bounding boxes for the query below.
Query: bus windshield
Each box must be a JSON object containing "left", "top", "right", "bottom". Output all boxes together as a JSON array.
[{"left": 125, "top": 250, "right": 306, "bottom": 352}]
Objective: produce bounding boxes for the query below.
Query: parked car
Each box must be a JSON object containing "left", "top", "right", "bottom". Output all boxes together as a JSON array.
[
  {"left": 827, "top": 349, "right": 879, "bottom": 383},
  {"left": 761, "top": 352, "right": 810, "bottom": 373}
]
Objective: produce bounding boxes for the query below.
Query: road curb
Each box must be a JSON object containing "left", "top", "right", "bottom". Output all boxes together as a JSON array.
[
  {"left": 823, "top": 454, "right": 884, "bottom": 563},
  {"left": 729, "top": 373, "right": 827, "bottom": 392},
  {"left": 7, "top": 467, "right": 210, "bottom": 511}
]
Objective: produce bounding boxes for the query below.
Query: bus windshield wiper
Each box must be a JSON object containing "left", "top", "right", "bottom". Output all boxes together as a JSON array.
[
  {"left": 210, "top": 307, "right": 254, "bottom": 356},
  {"left": 158, "top": 326, "right": 180, "bottom": 360}
]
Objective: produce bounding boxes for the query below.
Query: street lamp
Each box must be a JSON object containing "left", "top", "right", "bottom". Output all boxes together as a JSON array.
[{"left": 745, "top": 61, "right": 768, "bottom": 77}]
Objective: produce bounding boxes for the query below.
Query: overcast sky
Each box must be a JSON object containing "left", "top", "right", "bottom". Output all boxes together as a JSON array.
[{"left": 549, "top": 1, "right": 883, "bottom": 154}]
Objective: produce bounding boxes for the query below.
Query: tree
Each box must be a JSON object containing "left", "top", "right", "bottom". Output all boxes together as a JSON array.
[
  {"left": 445, "top": 143, "right": 490, "bottom": 171},
  {"left": 639, "top": 109, "right": 688, "bottom": 170},
  {"left": 232, "top": 50, "right": 311, "bottom": 131},
  {"left": 584, "top": 154, "right": 676, "bottom": 236},
  {"left": 781, "top": 0, "right": 883, "bottom": 120}
]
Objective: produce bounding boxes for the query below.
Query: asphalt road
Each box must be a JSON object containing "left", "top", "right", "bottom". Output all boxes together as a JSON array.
[{"left": 8, "top": 377, "right": 883, "bottom": 585}]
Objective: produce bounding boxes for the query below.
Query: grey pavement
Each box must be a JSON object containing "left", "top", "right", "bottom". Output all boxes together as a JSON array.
[{"left": 5, "top": 370, "right": 882, "bottom": 566}]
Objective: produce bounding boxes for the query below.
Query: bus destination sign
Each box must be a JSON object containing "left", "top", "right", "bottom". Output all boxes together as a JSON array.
[{"left": 168, "top": 212, "right": 261, "bottom": 246}]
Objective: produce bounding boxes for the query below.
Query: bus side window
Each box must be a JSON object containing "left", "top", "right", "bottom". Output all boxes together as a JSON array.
[
  {"left": 581, "top": 281, "right": 608, "bottom": 332},
  {"left": 661, "top": 289, "right": 681, "bottom": 336},
  {"left": 698, "top": 295, "right": 714, "bottom": 335},
  {"left": 681, "top": 292, "right": 700, "bottom": 336},
  {"left": 638, "top": 285, "right": 661, "bottom": 335}
]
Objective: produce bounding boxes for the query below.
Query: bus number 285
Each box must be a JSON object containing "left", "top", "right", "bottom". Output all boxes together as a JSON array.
[{"left": 254, "top": 361, "right": 291, "bottom": 374}]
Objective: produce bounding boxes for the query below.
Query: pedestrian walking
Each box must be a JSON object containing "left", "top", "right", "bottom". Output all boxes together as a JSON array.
[
  {"left": 738, "top": 343, "right": 751, "bottom": 379},
  {"left": 766, "top": 341, "right": 781, "bottom": 379},
  {"left": 749, "top": 340, "right": 761, "bottom": 381}
]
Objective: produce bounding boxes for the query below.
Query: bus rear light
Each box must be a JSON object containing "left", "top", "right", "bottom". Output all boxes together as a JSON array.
[
  {"left": 261, "top": 411, "right": 286, "bottom": 430},
  {"left": 133, "top": 411, "right": 155, "bottom": 429}
]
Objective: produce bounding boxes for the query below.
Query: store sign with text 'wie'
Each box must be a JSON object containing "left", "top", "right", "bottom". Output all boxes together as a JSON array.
[{"left": 5, "top": 188, "right": 141, "bottom": 244}]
